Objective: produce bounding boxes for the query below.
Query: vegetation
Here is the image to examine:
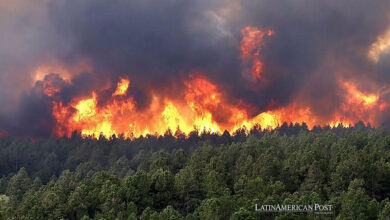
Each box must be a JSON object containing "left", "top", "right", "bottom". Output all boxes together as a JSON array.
[{"left": 1, "top": 122, "right": 390, "bottom": 219}]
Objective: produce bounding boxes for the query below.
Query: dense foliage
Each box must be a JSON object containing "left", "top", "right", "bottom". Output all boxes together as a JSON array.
[{"left": 1, "top": 123, "right": 390, "bottom": 219}]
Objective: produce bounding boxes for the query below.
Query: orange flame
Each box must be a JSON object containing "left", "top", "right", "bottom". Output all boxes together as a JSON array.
[
  {"left": 112, "top": 78, "right": 130, "bottom": 96},
  {"left": 44, "top": 26, "right": 388, "bottom": 138},
  {"left": 342, "top": 81, "right": 378, "bottom": 106},
  {"left": 240, "top": 26, "right": 273, "bottom": 81},
  {"left": 48, "top": 73, "right": 385, "bottom": 139}
]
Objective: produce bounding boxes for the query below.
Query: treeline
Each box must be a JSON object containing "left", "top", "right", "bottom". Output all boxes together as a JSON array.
[{"left": 1, "top": 123, "right": 390, "bottom": 219}]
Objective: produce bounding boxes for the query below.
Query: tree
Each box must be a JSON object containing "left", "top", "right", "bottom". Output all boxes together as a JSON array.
[
  {"left": 159, "top": 206, "right": 183, "bottom": 220},
  {"left": 337, "top": 179, "right": 378, "bottom": 219},
  {"left": 7, "top": 167, "right": 31, "bottom": 202},
  {"left": 151, "top": 169, "right": 174, "bottom": 209}
]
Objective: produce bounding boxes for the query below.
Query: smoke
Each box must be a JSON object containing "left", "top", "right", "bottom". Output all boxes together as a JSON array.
[{"left": 1, "top": 0, "right": 390, "bottom": 136}]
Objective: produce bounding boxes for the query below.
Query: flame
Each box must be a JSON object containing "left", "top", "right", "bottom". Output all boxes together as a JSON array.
[
  {"left": 51, "top": 74, "right": 253, "bottom": 138},
  {"left": 73, "top": 93, "right": 98, "bottom": 122},
  {"left": 240, "top": 26, "right": 273, "bottom": 81},
  {"left": 113, "top": 78, "right": 130, "bottom": 96},
  {"left": 43, "top": 26, "right": 387, "bottom": 139},
  {"left": 342, "top": 81, "right": 378, "bottom": 106},
  {"left": 48, "top": 73, "right": 385, "bottom": 139},
  {"left": 184, "top": 75, "right": 223, "bottom": 133}
]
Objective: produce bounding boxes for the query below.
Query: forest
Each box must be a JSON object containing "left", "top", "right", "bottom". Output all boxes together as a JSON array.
[{"left": 1, "top": 122, "right": 390, "bottom": 219}]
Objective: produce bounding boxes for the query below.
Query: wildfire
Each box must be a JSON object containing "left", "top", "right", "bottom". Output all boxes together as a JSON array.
[
  {"left": 38, "top": 26, "right": 387, "bottom": 138},
  {"left": 47, "top": 72, "right": 385, "bottom": 139},
  {"left": 240, "top": 26, "right": 273, "bottom": 81}
]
